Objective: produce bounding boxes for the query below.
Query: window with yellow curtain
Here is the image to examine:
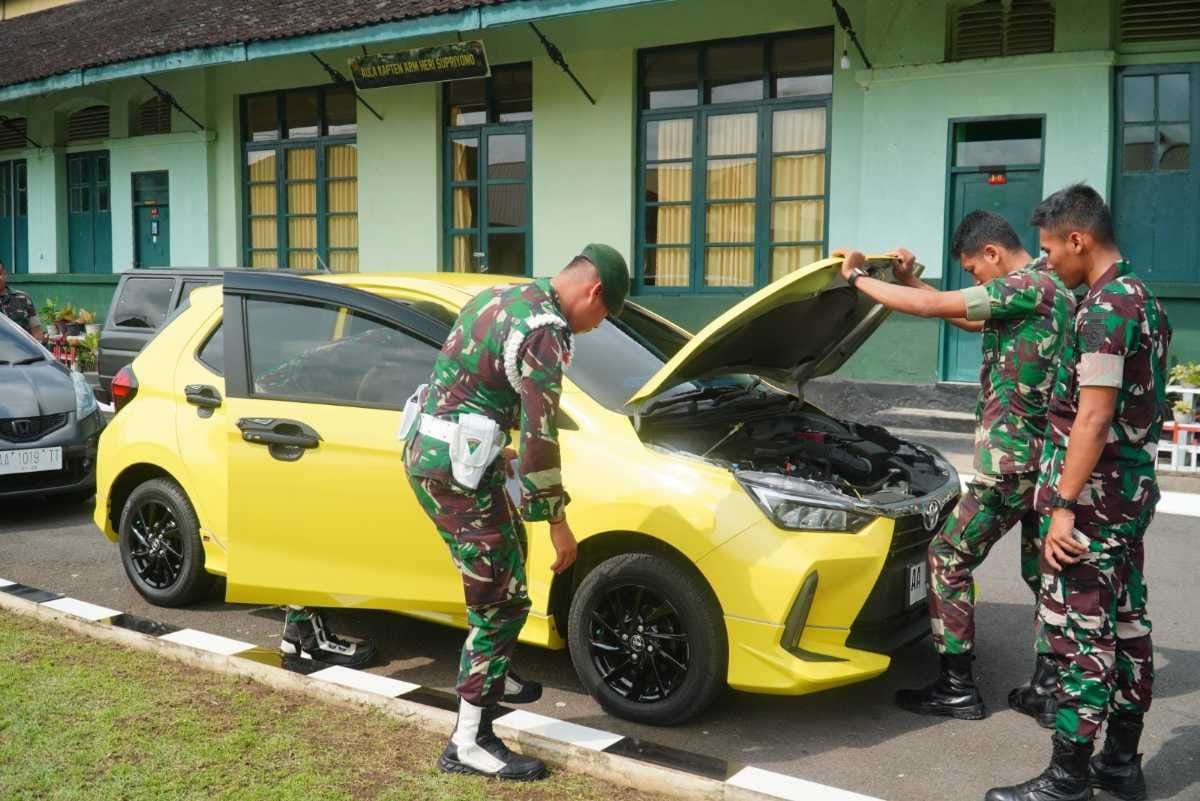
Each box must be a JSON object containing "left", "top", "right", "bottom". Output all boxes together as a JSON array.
[
  {"left": 638, "top": 30, "right": 832, "bottom": 291},
  {"left": 242, "top": 85, "right": 357, "bottom": 271},
  {"left": 444, "top": 64, "right": 532, "bottom": 276}
]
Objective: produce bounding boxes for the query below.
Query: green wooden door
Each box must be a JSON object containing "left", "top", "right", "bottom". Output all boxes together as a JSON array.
[
  {"left": 942, "top": 170, "right": 1043, "bottom": 382},
  {"left": 67, "top": 151, "right": 112, "bottom": 273},
  {"left": 133, "top": 171, "right": 170, "bottom": 268},
  {"left": 1114, "top": 65, "right": 1198, "bottom": 281},
  {"left": 0, "top": 160, "right": 27, "bottom": 273}
]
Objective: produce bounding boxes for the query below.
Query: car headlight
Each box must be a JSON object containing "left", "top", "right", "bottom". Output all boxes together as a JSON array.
[
  {"left": 737, "top": 471, "right": 874, "bottom": 532},
  {"left": 72, "top": 370, "right": 99, "bottom": 419}
]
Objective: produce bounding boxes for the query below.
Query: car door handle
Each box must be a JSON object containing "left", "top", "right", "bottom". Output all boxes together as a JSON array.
[
  {"left": 185, "top": 384, "right": 222, "bottom": 409},
  {"left": 236, "top": 418, "right": 322, "bottom": 456}
]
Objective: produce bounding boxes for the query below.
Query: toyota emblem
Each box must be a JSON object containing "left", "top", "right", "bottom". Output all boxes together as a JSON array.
[{"left": 922, "top": 500, "right": 942, "bottom": 532}]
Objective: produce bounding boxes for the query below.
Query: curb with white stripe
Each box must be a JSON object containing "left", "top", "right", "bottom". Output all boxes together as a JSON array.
[{"left": 0, "top": 576, "right": 883, "bottom": 801}]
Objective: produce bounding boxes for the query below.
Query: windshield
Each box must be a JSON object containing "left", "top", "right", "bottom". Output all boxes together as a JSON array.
[
  {"left": 567, "top": 303, "right": 757, "bottom": 413},
  {"left": 0, "top": 315, "right": 48, "bottom": 365}
]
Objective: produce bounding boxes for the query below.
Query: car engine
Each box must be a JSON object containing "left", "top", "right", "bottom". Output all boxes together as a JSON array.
[{"left": 636, "top": 386, "right": 948, "bottom": 503}]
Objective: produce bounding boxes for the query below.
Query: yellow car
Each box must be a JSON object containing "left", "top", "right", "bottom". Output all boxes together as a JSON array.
[{"left": 94, "top": 258, "right": 960, "bottom": 726}]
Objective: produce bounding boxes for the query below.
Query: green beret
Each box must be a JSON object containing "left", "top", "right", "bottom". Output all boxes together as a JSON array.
[{"left": 580, "top": 243, "right": 630, "bottom": 316}]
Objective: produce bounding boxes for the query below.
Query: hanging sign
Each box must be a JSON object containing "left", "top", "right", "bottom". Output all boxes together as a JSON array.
[{"left": 349, "top": 41, "right": 490, "bottom": 89}]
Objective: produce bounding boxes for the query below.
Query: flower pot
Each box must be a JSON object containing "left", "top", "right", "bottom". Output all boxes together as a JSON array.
[
  {"left": 64, "top": 322, "right": 84, "bottom": 336},
  {"left": 85, "top": 323, "right": 101, "bottom": 335},
  {"left": 1173, "top": 411, "right": 1194, "bottom": 425},
  {"left": 45, "top": 323, "right": 59, "bottom": 338}
]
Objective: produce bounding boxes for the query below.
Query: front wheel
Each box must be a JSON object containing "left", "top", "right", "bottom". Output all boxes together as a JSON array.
[
  {"left": 118, "top": 478, "right": 210, "bottom": 607},
  {"left": 567, "top": 552, "right": 727, "bottom": 726}
]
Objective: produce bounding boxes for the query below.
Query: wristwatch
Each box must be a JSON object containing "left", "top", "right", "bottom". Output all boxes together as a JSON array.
[
  {"left": 1049, "top": 489, "right": 1077, "bottom": 513},
  {"left": 847, "top": 267, "right": 869, "bottom": 288}
]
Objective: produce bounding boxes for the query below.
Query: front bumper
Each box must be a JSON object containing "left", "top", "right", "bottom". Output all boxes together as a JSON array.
[
  {"left": 701, "top": 475, "right": 959, "bottom": 696},
  {"left": 0, "top": 411, "right": 105, "bottom": 500}
]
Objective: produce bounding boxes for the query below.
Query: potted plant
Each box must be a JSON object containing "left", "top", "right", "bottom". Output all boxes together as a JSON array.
[
  {"left": 39, "top": 298, "right": 59, "bottom": 338},
  {"left": 75, "top": 331, "right": 99, "bottom": 373},
  {"left": 77, "top": 308, "right": 100, "bottom": 335},
  {"left": 57, "top": 303, "right": 83, "bottom": 336},
  {"left": 1169, "top": 362, "right": 1200, "bottom": 388},
  {"left": 1173, "top": 400, "right": 1194, "bottom": 425}
]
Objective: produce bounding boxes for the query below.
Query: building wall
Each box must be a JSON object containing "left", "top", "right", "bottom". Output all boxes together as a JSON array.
[{"left": 1, "top": 0, "right": 1198, "bottom": 384}]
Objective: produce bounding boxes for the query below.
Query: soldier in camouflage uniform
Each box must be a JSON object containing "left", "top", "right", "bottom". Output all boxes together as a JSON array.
[
  {"left": 837, "top": 210, "right": 1073, "bottom": 723},
  {"left": 0, "top": 260, "right": 44, "bottom": 340},
  {"left": 987, "top": 184, "right": 1169, "bottom": 801},
  {"left": 404, "top": 243, "right": 629, "bottom": 781}
]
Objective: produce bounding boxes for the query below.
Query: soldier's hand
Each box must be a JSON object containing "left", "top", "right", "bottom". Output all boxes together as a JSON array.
[
  {"left": 888, "top": 247, "right": 918, "bottom": 284},
  {"left": 832, "top": 248, "right": 865, "bottom": 281},
  {"left": 548, "top": 519, "right": 578, "bottom": 574},
  {"left": 500, "top": 448, "right": 519, "bottom": 478},
  {"left": 1043, "top": 510, "right": 1087, "bottom": 571}
]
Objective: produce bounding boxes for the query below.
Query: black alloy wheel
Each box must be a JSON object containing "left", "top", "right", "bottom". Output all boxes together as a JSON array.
[
  {"left": 127, "top": 499, "right": 184, "bottom": 589},
  {"left": 568, "top": 552, "right": 726, "bottom": 726},
  {"left": 587, "top": 583, "right": 691, "bottom": 703},
  {"left": 118, "top": 478, "right": 211, "bottom": 607}
]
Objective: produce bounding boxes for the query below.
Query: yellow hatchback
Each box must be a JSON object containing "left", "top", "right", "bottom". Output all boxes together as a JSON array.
[{"left": 94, "top": 259, "right": 960, "bottom": 725}]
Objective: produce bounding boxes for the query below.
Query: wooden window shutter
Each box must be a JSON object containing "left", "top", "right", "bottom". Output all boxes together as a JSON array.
[
  {"left": 1121, "top": 0, "right": 1200, "bottom": 44},
  {"left": 67, "top": 105, "right": 110, "bottom": 142},
  {"left": 953, "top": 0, "right": 1055, "bottom": 61},
  {"left": 136, "top": 96, "right": 171, "bottom": 136},
  {"left": 0, "top": 117, "right": 28, "bottom": 151}
]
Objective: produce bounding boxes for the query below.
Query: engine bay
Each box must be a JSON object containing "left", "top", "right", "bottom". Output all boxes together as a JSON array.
[{"left": 636, "top": 386, "right": 949, "bottom": 503}]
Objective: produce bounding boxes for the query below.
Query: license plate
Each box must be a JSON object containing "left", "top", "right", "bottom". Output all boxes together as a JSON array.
[
  {"left": 0, "top": 447, "right": 63, "bottom": 475},
  {"left": 906, "top": 561, "right": 927, "bottom": 607}
]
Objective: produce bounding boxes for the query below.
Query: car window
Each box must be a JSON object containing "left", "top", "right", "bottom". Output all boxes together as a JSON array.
[
  {"left": 197, "top": 322, "right": 224, "bottom": 375},
  {"left": 245, "top": 298, "right": 439, "bottom": 408},
  {"left": 112, "top": 277, "right": 175, "bottom": 329}
]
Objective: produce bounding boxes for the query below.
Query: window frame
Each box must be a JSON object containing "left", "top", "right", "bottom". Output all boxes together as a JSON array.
[
  {"left": 222, "top": 272, "right": 449, "bottom": 410},
  {"left": 1111, "top": 62, "right": 1200, "bottom": 288},
  {"left": 634, "top": 30, "right": 833, "bottom": 295},
  {"left": 442, "top": 63, "right": 534, "bottom": 276},
  {"left": 240, "top": 85, "right": 358, "bottom": 271}
]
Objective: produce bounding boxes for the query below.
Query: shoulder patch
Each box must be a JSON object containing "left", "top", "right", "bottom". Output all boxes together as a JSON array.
[{"left": 1081, "top": 314, "right": 1108, "bottom": 352}]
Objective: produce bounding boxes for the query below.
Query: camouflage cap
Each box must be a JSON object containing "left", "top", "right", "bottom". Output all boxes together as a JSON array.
[{"left": 580, "top": 243, "right": 630, "bottom": 316}]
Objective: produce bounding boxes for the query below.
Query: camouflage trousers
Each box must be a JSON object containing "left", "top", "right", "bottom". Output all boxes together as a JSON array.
[
  {"left": 1038, "top": 511, "right": 1154, "bottom": 745},
  {"left": 408, "top": 471, "right": 531, "bottom": 707},
  {"left": 928, "top": 471, "right": 1043, "bottom": 655}
]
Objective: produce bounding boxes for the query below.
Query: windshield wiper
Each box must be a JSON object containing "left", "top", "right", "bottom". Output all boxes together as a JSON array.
[{"left": 14, "top": 355, "right": 45, "bottom": 365}]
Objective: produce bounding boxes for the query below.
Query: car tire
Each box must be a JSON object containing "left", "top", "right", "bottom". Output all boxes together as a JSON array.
[
  {"left": 118, "top": 478, "right": 211, "bottom": 607},
  {"left": 567, "top": 552, "right": 727, "bottom": 726}
]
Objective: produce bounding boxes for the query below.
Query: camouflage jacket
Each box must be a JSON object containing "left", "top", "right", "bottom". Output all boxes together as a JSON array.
[
  {"left": 1036, "top": 260, "right": 1172, "bottom": 527},
  {"left": 960, "top": 259, "right": 1075, "bottom": 475},
  {"left": 405, "top": 279, "right": 572, "bottom": 523},
  {"left": 0, "top": 288, "right": 41, "bottom": 335}
]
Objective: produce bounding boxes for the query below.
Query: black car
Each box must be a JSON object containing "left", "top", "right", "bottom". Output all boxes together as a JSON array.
[
  {"left": 0, "top": 314, "right": 106, "bottom": 502},
  {"left": 96, "top": 269, "right": 222, "bottom": 403}
]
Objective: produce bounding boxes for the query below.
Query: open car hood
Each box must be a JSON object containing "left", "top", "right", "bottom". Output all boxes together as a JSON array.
[{"left": 627, "top": 256, "right": 911, "bottom": 408}]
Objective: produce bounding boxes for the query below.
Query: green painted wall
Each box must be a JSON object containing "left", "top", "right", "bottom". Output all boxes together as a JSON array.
[{"left": 7, "top": 274, "right": 118, "bottom": 322}]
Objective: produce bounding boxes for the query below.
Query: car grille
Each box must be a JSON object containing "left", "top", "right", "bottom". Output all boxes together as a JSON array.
[
  {"left": 0, "top": 413, "right": 68, "bottom": 442},
  {"left": 845, "top": 500, "right": 958, "bottom": 654}
]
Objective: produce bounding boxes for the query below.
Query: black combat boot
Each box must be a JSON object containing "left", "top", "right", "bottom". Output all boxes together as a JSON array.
[
  {"left": 984, "top": 734, "right": 1093, "bottom": 801},
  {"left": 1090, "top": 715, "right": 1147, "bottom": 801},
  {"left": 438, "top": 699, "right": 548, "bottom": 781},
  {"left": 1009, "top": 655, "right": 1058, "bottom": 728},
  {"left": 501, "top": 668, "right": 543, "bottom": 704},
  {"left": 895, "top": 652, "right": 986, "bottom": 719},
  {"left": 280, "top": 607, "right": 377, "bottom": 668}
]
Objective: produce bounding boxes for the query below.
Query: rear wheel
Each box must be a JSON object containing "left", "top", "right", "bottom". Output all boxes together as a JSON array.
[
  {"left": 567, "top": 552, "right": 726, "bottom": 726},
  {"left": 118, "top": 478, "right": 210, "bottom": 607}
]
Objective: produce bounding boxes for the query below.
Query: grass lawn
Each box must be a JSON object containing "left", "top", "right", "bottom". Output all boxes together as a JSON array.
[{"left": 0, "top": 614, "right": 669, "bottom": 801}]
